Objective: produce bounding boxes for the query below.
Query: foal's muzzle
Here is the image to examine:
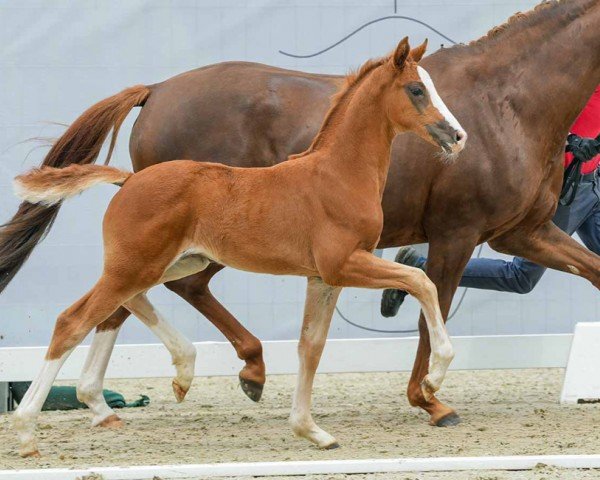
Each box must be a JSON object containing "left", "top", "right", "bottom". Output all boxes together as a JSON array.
[{"left": 426, "top": 120, "right": 467, "bottom": 156}]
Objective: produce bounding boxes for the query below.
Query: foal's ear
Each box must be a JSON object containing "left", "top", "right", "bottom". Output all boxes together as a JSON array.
[
  {"left": 392, "top": 37, "right": 410, "bottom": 71},
  {"left": 409, "top": 39, "right": 428, "bottom": 63}
]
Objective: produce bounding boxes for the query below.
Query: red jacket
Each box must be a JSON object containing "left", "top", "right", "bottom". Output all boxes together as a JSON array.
[{"left": 564, "top": 85, "right": 600, "bottom": 174}]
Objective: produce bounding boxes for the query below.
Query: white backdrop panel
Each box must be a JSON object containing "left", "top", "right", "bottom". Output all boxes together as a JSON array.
[{"left": 1, "top": 0, "right": 596, "bottom": 348}]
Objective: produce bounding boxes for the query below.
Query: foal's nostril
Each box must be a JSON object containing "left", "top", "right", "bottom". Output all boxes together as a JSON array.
[{"left": 455, "top": 131, "right": 465, "bottom": 143}]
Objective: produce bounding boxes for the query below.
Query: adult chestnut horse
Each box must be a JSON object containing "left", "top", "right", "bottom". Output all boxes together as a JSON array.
[
  {"left": 1, "top": 0, "right": 599, "bottom": 427},
  {"left": 11, "top": 39, "right": 463, "bottom": 457}
]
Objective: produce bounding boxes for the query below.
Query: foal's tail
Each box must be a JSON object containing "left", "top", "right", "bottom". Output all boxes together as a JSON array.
[
  {"left": 14, "top": 164, "right": 132, "bottom": 206},
  {"left": 0, "top": 85, "right": 150, "bottom": 294}
]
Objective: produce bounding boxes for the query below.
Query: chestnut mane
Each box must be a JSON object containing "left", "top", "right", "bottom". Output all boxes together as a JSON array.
[
  {"left": 291, "top": 56, "right": 388, "bottom": 158},
  {"left": 469, "top": 0, "right": 560, "bottom": 46}
]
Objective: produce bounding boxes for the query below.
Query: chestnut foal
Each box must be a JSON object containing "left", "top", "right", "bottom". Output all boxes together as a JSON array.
[{"left": 12, "top": 38, "right": 465, "bottom": 457}]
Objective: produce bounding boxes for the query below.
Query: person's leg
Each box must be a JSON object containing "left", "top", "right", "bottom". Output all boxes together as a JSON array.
[
  {"left": 574, "top": 179, "right": 600, "bottom": 255},
  {"left": 381, "top": 180, "right": 598, "bottom": 316},
  {"left": 458, "top": 184, "right": 598, "bottom": 292}
]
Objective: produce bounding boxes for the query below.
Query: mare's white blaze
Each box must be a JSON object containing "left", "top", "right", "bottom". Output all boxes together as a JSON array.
[
  {"left": 77, "top": 328, "right": 120, "bottom": 426},
  {"left": 417, "top": 66, "right": 467, "bottom": 145},
  {"left": 13, "top": 351, "right": 72, "bottom": 455},
  {"left": 125, "top": 294, "right": 196, "bottom": 394}
]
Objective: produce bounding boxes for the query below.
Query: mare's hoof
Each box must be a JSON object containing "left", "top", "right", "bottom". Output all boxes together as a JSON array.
[
  {"left": 172, "top": 380, "right": 189, "bottom": 403},
  {"left": 98, "top": 414, "right": 124, "bottom": 429},
  {"left": 323, "top": 441, "right": 340, "bottom": 450},
  {"left": 434, "top": 411, "right": 462, "bottom": 427},
  {"left": 239, "top": 376, "right": 264, "bottom": 402}
]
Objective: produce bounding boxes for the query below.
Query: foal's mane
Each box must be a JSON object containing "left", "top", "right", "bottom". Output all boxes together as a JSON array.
[{"left": 290, "top": 56, "right": 388, "bottom": 159}]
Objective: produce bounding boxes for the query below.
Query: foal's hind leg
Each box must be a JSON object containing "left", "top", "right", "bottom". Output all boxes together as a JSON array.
[
  {"left": 289, "top": 277, "right": 341, "bottom": 449},
  {"left": 13, "top": 278, "right": 136, "bottom": 457},
  {"left": 77, "top": 308, "right": 129, "bottom": 428},
  {"left": 124, "top": 293, "right": 197, "bottom": 402},
  {"left": 165, "top": 263, "right": 266, "bottom": 402}
]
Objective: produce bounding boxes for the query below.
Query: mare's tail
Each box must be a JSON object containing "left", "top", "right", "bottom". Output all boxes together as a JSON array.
[
  {"left": 14, "top": 164, "right": 132, "bottom": 206},
  {"left": 0, "top": 85, "right": 150, "bottom": 293}
]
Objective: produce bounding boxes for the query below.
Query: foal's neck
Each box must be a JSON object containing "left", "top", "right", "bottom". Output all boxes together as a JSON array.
[{"left": 310, "top": 68, "right": 396, "bottom": 196}]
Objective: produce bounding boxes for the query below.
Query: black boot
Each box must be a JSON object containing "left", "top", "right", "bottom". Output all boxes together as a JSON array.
[{"left": 380, "top": 246, "right": 425, "bottom": 317}]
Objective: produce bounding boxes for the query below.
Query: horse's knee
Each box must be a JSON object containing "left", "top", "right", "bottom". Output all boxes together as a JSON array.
[{"left": 410, "top": 269, "right": 437, "bottom": 299}]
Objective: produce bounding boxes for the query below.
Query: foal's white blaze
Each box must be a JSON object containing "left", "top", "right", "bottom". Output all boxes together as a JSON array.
[{"left": 417, "top": 65, "right": 467, "bottom": 151}]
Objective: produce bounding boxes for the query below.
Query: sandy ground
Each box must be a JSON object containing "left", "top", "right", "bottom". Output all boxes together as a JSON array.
[{"left": 1, "top": 368, "right": 599, "bottom": 478}]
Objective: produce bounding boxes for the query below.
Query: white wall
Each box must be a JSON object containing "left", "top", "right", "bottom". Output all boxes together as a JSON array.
[{"left": 2, "top": 0, "right": 595, "bottom": 349}]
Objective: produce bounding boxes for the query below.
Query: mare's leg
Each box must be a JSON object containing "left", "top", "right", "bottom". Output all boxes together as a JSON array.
[
  {"left": 165, "top": 264, "right": 265, "bottom": 401},
  {"left": 289, "top": 277, "right": 341, "bottom": 448},
  {"left": 327, "top": 250, "right": 455, "bottom": 399},
  {"left": 489, "top": 220, "right": 600, "bottom": 288},
  {"left": 405, "top": 236, "right": 477, "bottom": 426},
  {"left": 13, "top": 278, "right": 137, "bottom": 457},
  {"left": 76, "top": 307, "right": 129, "bottom": 428},
  {"left": 124, "top": 293, "right": 197, "bottom": 402}
]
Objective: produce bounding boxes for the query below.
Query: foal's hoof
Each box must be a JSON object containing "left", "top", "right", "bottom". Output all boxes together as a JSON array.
[
  {"left": 20, "top": 449, "right": 41, "bottom": 458},
  {"left": 239, "top": 376, "right": 263, "bottom": 402},
  {"left": 380, "top": 288, "right": 408, "bottom": 318},
  {"left": 433, "top": 411, "right": 462, "bottom": 427},
  {"left": 172, "top": 380, "right": 189, "bottom": 403},
  {"left": 97, "top": 414, "right": 124, "bottom": 429},
  {"left": 323, "top": 441, "right": 340, "bottom": 450}
]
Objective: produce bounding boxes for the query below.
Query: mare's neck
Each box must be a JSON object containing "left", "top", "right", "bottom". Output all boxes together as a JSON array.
[
  {"left": 469, "top": 0, "right": 600, "bottom": 154},
  {"left": 311, "top": 71, "right": 396, "bottom": 196}
]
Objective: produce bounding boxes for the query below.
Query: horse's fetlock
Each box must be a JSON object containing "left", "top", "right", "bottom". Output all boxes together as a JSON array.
[
  {"left": 238, "top": 338, "right": 263, "bottom": 361},
  {"left": 76, "top": 382, "right": 100, "bottom": 404}
]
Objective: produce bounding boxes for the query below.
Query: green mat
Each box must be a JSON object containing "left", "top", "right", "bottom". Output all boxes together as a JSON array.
[{"left": 10, "top": 382, "right": 149, "bottom": 411}]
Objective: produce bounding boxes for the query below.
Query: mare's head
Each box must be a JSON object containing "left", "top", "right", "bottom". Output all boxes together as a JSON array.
[{"left": 383, "top": 37, "right": 467, "bottom": 159}]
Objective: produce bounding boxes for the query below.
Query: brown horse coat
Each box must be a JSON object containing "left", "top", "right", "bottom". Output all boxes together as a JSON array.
[
  {"left": 11, "top": 40, "right": 464, "bottom": 457},
  {"left": 1, "top": 0, "right": 599, "bottom": 426}
]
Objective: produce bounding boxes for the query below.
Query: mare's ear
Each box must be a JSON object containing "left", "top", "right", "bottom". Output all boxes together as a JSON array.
[
  {"left": 392, "top": 37, "right": 410, "bottom": 71},
  {"left": 409, "top": 39, "right": 428, "bottom": 63}
]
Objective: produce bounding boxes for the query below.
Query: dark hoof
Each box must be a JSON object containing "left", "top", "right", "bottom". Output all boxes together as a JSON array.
[
  {"left": 239, "top": 376, "right": 263, "bottom": 402},
  {"left": 435, "top": 412, "right": 462, "bottom": 427},
  {"left": 324, "top": 441, "right": 340, "bottom": 450},
  {"left": 380, "top": 288, "right": 408, "bottom": 317}
]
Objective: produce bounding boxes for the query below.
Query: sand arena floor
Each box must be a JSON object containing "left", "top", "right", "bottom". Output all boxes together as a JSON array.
[{"left": 0, "top": 368, "right": 599, "bottom": 478}]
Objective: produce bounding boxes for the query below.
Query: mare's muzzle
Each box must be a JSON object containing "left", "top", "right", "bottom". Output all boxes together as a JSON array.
[{"left": 426, "top": 120, "right": 466, "bottom": 155}]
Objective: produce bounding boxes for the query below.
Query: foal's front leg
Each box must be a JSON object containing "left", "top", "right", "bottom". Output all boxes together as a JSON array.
[
  {"left": 290, "top": 277, "right": 341, "bottom": 449},
  {"left": 324, "top": 250, "right": 454, "bottom": 399}
]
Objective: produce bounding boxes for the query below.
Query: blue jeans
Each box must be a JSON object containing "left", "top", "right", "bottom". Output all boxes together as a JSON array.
[{"left": 414, "top": 175, "right": 600, "bottom": 293}]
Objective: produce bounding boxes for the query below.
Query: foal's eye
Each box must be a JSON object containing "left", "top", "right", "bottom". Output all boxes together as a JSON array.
[{"left": 409, "top": 86, "right": 424, "bottom": 97}]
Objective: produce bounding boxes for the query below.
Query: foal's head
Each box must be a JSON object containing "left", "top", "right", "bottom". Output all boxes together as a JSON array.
[{"left": 383, "top": 37, "right": 467, "bottom": 159}]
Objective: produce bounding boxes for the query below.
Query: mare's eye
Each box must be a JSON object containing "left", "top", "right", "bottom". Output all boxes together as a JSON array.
[{"left": 409, "top": 86, "right": 424, "bottom": 97}]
